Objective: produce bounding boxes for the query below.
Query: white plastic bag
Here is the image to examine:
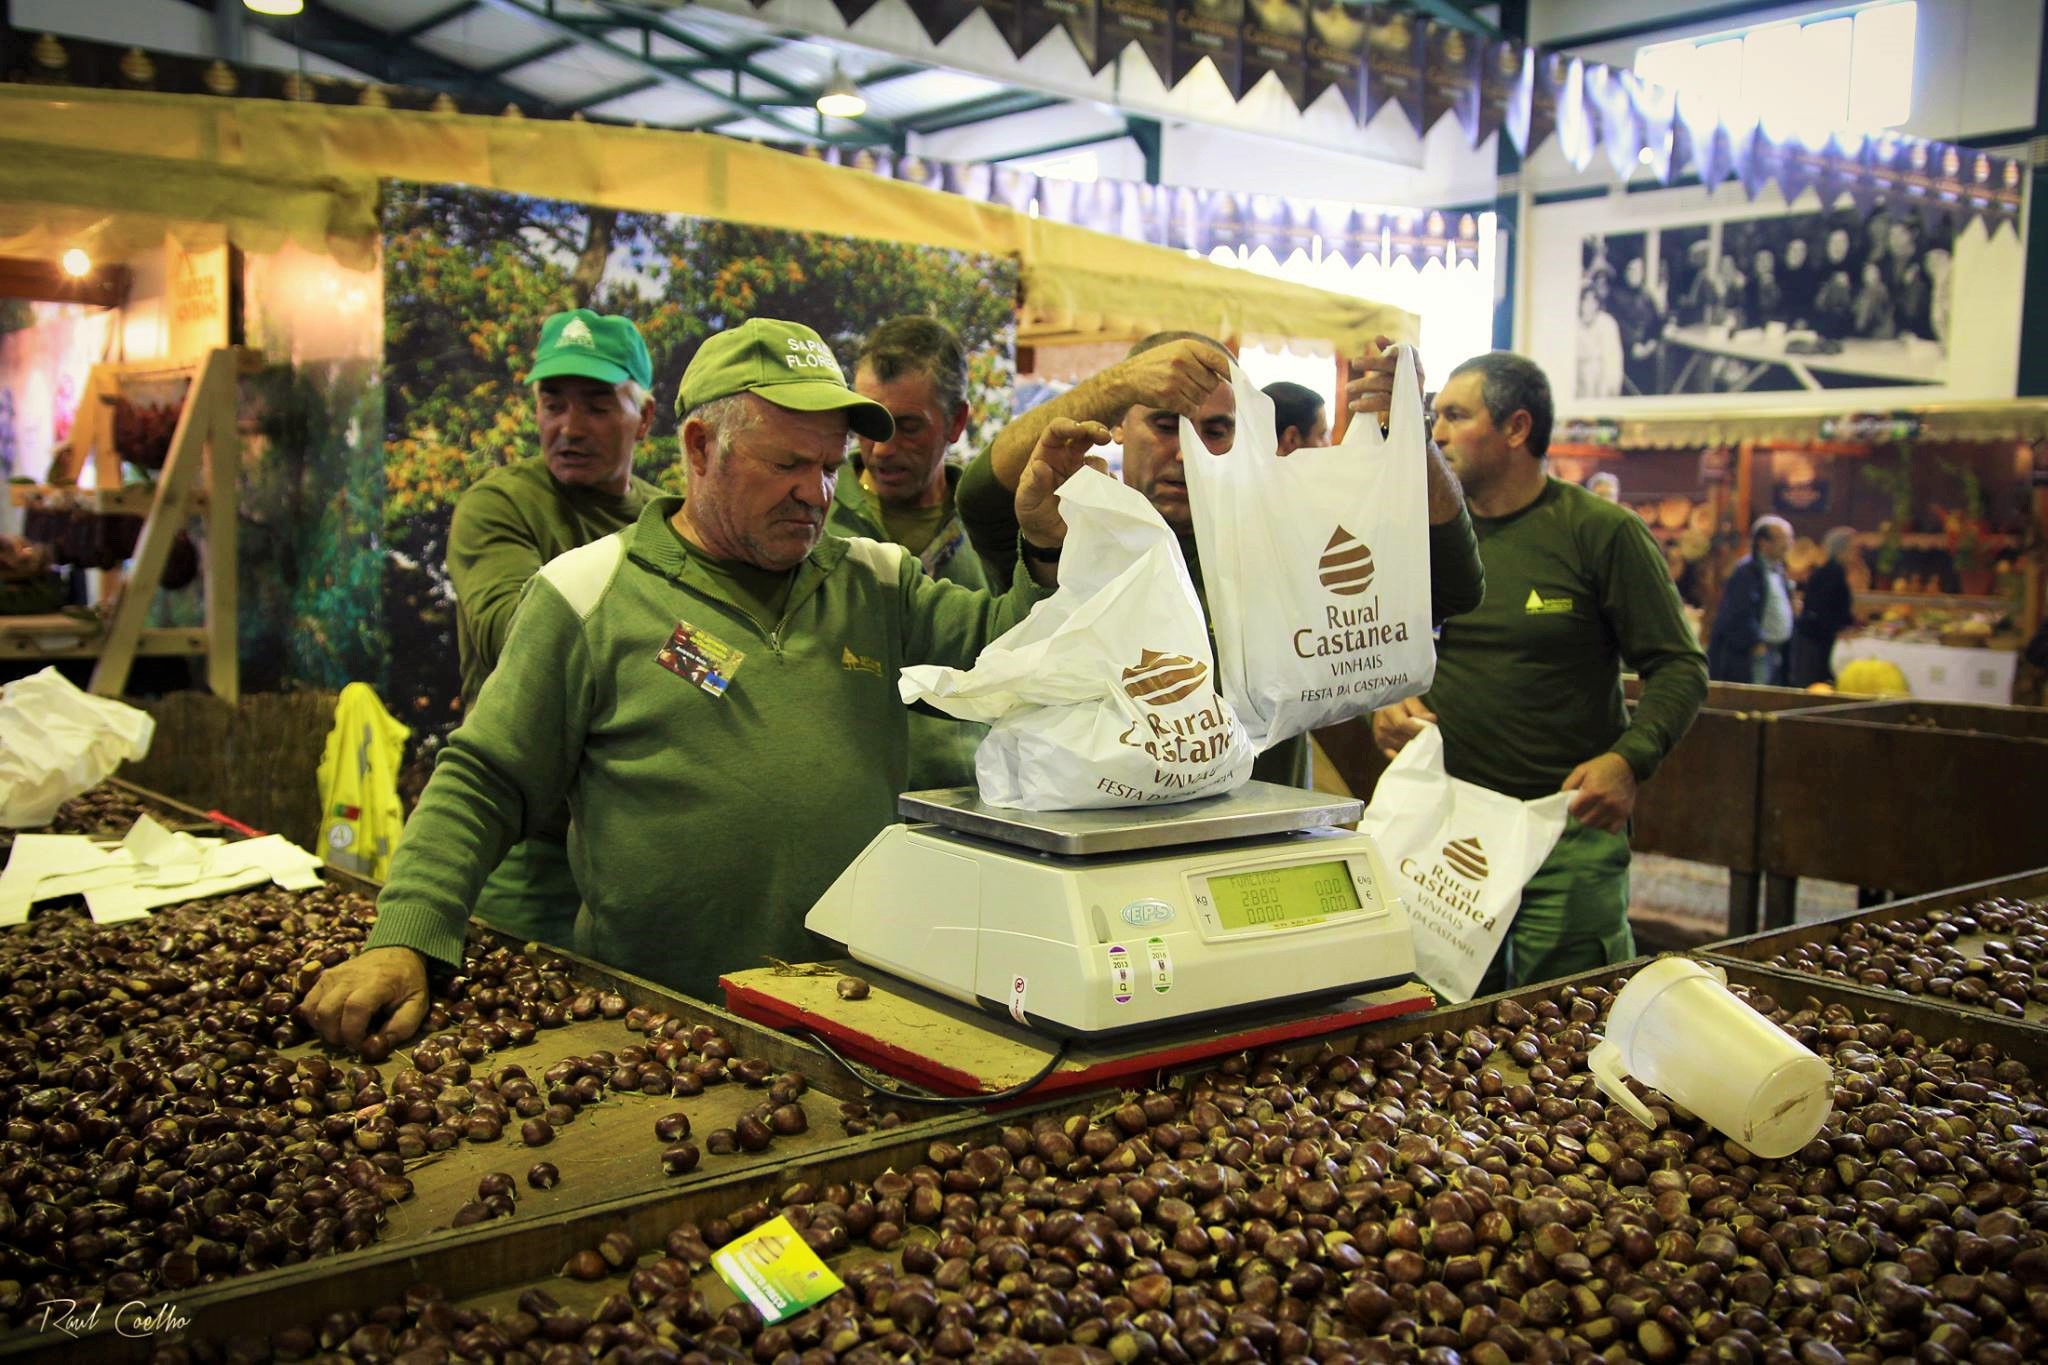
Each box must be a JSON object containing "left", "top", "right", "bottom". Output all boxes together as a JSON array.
[
  {"left": 901, "top": 468, "right": 1255, "bottom": 810},
  {"left": 1183, "top": 352, "right": 1436, "bottom": 753},
  {"left": 1358, "top": 723, "right": 1570, "bottom": 1003},
  {"left": 0, "top": 668, "right": 155, "bottom": 829}
]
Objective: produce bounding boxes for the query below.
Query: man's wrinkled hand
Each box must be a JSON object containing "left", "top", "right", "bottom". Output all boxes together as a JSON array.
[
  {"left": 1016, "top": 419, "right": 1112, "bottom": 549},
  {"left": 1371, "top": 696, "right": 1438, "bottom": 760},
  {"left": 1120, "top": 338, "right": 1232, "bottom": 416},
  {"left": 1343, "top": 334, "right": 1426, "bottom": 426},
  {"left": 1561, "top": 752, "right": 1637, "bottom": 833},
  {"left": 299, "top": 946, "right": 431, "bottom": 1054}
]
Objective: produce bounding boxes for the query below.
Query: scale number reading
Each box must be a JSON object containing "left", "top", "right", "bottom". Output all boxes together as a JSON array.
[{"left": 1206, "top": 859, "right": 1362, "bottom": 934}]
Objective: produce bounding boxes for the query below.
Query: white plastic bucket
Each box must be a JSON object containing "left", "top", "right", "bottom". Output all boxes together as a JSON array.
[{"left": 1587, "top": 956, "right": 1832, "bottom": 1159}]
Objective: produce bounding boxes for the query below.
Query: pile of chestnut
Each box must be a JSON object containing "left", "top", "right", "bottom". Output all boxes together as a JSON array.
[
  {"left": 216, "top": 975, "right": 2048, "bottom": 1364},
  {"left": 0, "top": 880, "right": 792, "bottom": 1328},
  {"left": 1761, "top": 896, "right": 2048, "bottom": 1020}
]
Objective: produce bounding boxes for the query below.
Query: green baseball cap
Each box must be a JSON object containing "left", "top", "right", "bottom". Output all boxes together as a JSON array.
[
  {"left": 527, "top": 309, "right": 654, "bottom": 390},
  {"left": 676, "top": 318, "right": 893, "bottom": 442}
]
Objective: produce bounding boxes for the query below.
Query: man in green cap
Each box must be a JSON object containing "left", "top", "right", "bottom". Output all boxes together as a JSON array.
[
  {"left": 444, "top": 308, "right": 663, "bottom": 949},
  {"left": 828, "top": 315, "right": 987, "bottom": 789},
  {"left": 305, "top": 318, "right": 1097, "bottom": 1049}
]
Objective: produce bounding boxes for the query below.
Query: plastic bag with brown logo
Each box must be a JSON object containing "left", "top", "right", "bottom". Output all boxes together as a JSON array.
[
  {"left": 1357, "top": 722, "right": 1570, "bottom": 1002},
  {"left": 1182, "top": 351, "right": 1437, "bottom": 753},
  {"left": 899, "top": 468, "right": 1255, "bottom": 810}
]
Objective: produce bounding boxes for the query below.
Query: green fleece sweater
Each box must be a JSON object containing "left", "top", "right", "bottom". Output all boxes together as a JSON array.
[
  {"left": 448, "top": 457, "right": 663, "bottom": 710},
  {"left": 369, "top": 497, "right": 1048, "bottom": 999},
  {"left": 1426, "top": 478, "right": 1706, "bottom": 800},
  {"left": 826, "top": 464, "right": 988, "bottom": 791},
  {"left": 956, "top": 444, "right": 1488, "bottom": 787}
]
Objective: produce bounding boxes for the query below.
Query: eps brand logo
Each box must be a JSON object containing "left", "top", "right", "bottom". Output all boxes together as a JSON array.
[
  {"left": 1319, "top": 527, "right": 1375, "bottom": 597},
  {"left": 1442, "top": 836, "right": 1489, "bottom": 882},
  {"left": 1121, "top": 650, "right": 1209, "bottom": 706}
]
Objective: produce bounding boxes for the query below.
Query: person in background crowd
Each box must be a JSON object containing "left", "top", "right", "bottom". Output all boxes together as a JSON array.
[
  {"left": 1814, "top": 229, "right": 1858, "bottom": 340},
  {"left": 1924, "top": 248, "right": 1954, "bottom": 346},
  {"left": 1576, "top": 288, "right": 1625, "bottom": 400},
  {"left": 1586, "top": 471, "right": 1620, "bottom": 503},
  {"left": 1749, "top": 248, "right": 1783, "bottom": 326},
  {"left": 1707, "top": 514, "right": 1795, "bottom": 685},
  {"left": 828, "top": 315, "right": 987, "bottom": 789},
  {"left": 1686, "top": 253, "right": 1745, "bottom": 331},
  {"left": 1779, "top": 235, "right": 1818, "bottom": 329},
  {"left": 1854, "top": 261, "right": 1896, "bottom": 340},
  {"left": 1372, "top": 352, "right": 1706, "bottom": 991},
  {"left": 1789, "top": 526, "right": 1858, "bottom": 687},
  {"left": 445, "top": 310, "right": 663, "bottom": 949},
  {"left": 1264, "top": 380, "right": 1328, "bottom": 455},
  {"left": 1885, "top": 219, "right": 1932, "bottom": 341},
  {"left": 957, "top": 331, "right": 1487, "bottom": 788},
  {"left": 303, "top": 318, "right": 1097, "bottom": 1047},
  {"left": 1610, "top": 256, "right": 1664, "bottom": 396}
]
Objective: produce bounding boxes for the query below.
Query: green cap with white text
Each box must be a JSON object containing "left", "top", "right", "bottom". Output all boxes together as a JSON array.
[
  {"left": 676, "top": 318, "right": 892, "bottom": 442},
  {"left": 527, "top": 309, "right": 654, "bottom": 390}
]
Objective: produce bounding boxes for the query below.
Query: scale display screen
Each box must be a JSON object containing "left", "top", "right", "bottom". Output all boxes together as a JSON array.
[{"left": 1208, "top": 859, "right": 1360, "bottom": 932}]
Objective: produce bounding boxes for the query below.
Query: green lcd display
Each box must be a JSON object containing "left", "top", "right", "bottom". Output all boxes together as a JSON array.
[{"left": 1208, "top": 860, "right": 1361, "bottom": 932}]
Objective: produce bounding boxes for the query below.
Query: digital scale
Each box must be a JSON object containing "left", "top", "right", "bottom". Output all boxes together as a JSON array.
[{"left": 805, "top": 781, "right": 1416, "bottom": 1037}]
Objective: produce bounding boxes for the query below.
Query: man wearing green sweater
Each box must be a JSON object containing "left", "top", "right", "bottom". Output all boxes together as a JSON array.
[
  {"left": 304, "top": 319, "right": 1094, "bottom": 1050},
  {"left": 1372, "top": 351, "right": 1706, "bottom": 990},
  {"left": 827, "top": 316, "right": 987, "bottom": 789},
  {"left": 445, "top": 309, "right": 663, "bottom": 950},
  {"left": 957, "top": 332, "right": 1487, "bottom": 788}
]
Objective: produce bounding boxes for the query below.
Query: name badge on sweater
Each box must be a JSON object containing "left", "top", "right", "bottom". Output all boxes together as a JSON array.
[{"left": 657, "top": 620, "right": 745, "bottom": 698}]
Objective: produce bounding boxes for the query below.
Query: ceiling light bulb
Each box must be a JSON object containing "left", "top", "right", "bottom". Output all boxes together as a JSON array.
[
  {"left": 816, "top": 66, "right": 866, "bottom": 119},
  {"left": 244, "top": 0, "right": 306, "bottom": 14},
  {"left": 60, "top": 248, "right": 91, "bottom": 278}
]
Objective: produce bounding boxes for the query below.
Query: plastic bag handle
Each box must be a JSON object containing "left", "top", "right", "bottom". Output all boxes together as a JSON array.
[{"left": 1588, "top": 1038, "right": 1657, "bottom": 1129}]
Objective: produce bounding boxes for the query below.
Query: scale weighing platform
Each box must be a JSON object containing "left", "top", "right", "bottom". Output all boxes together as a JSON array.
[{"left": 805, "top": 780, "right": 1417, "bottom": 1037}]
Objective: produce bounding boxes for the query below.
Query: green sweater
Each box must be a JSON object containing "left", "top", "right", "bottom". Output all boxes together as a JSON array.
[
  {"left": 448, "top": 457, "right": 662, "bottom": 710},
  {"left": 1426, "top": 478, "right": 1706, "bottom": 800},
  {"left": 370, "top": 498, "right": 1048, "bottom": 999},
  {"left": 827, "top": 464, "right": 988, "bottom": 790},
  {"left": 956, "top": 444, "right": 1488, "bottom": 787}
]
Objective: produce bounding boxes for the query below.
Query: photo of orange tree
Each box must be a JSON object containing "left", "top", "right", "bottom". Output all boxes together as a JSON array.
[{"left": 382, "top": 180, "right": 1018, "bottom": 745}]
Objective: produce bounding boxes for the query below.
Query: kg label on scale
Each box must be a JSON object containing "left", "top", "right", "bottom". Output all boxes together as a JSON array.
[{"left": 1106, "top": 945, "right": 1135, "bottom": 1004}]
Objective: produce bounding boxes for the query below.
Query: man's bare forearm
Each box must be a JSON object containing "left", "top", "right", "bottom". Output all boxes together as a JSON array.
[{"left": 988, "top": 369, "right": 1136, "bottom": 490}]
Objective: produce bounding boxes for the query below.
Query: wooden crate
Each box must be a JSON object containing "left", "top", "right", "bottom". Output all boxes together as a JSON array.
[
  {"left": 1759, "top": 707, "right": 2048, "bottom": 899},
  {"left": 1705, "top": 865, "right": 2048, "bottom": 1034},
  {"left": 115, "top": 691, "right": 338, "bottom": 849},
  {"left": 25, "top": 948, "right": 2048, "bottom": 1362}
]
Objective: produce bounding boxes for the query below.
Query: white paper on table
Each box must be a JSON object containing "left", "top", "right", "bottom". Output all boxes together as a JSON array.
[
  {"left": 3, "top": 820, "right": 325, "bottom": 926},
  {"left": 0, "top": 834, "right": 118, "bottom": 926}
]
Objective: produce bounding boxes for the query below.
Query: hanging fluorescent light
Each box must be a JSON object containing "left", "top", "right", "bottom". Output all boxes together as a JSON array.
[
  {"left": 244, "top": 0, "right": 306, "bottom": 15},
  {"left": 815, "top": 64, "right": 867, "bottom": 120},
  {"left": 60, "top": 248, "right": 92, "bottom": 278}
]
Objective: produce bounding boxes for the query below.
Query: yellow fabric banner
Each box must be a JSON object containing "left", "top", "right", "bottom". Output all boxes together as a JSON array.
[{"left": 0, "top": 85, "right": 1413, "bottom": 351}]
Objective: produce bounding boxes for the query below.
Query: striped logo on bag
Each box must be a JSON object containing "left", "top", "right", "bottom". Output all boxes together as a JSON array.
[
  {"left": 1121, "top": 649, "right": 1209, "bottom": 707},
  {"left": 1443, "top": 836, "right": 1489, "bottom": 882},
  {"left": 1319, "top": 527, "right": 1375, "bottom": 596}
]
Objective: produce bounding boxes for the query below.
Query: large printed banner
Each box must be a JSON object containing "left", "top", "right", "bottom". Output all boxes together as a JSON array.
[
  {"left": 378, "top": 182, "right": 1019, "bottom": 745},
  {"left": 1538, "top": 185, "right": 2025, "bottom": 413}
]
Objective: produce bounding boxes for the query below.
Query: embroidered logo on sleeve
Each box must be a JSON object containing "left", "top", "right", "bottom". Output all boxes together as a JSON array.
[
  {"left": 658, "top": 621, "right": 745, "bottom": 697},
  {"left": 1523, "top": 588, "right": 1576, "bottom": 615}
]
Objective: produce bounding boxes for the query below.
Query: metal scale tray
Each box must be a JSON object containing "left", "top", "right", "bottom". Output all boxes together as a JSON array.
[{"left": 897, "top": 780, "right": 1363, "bottom": 857}]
